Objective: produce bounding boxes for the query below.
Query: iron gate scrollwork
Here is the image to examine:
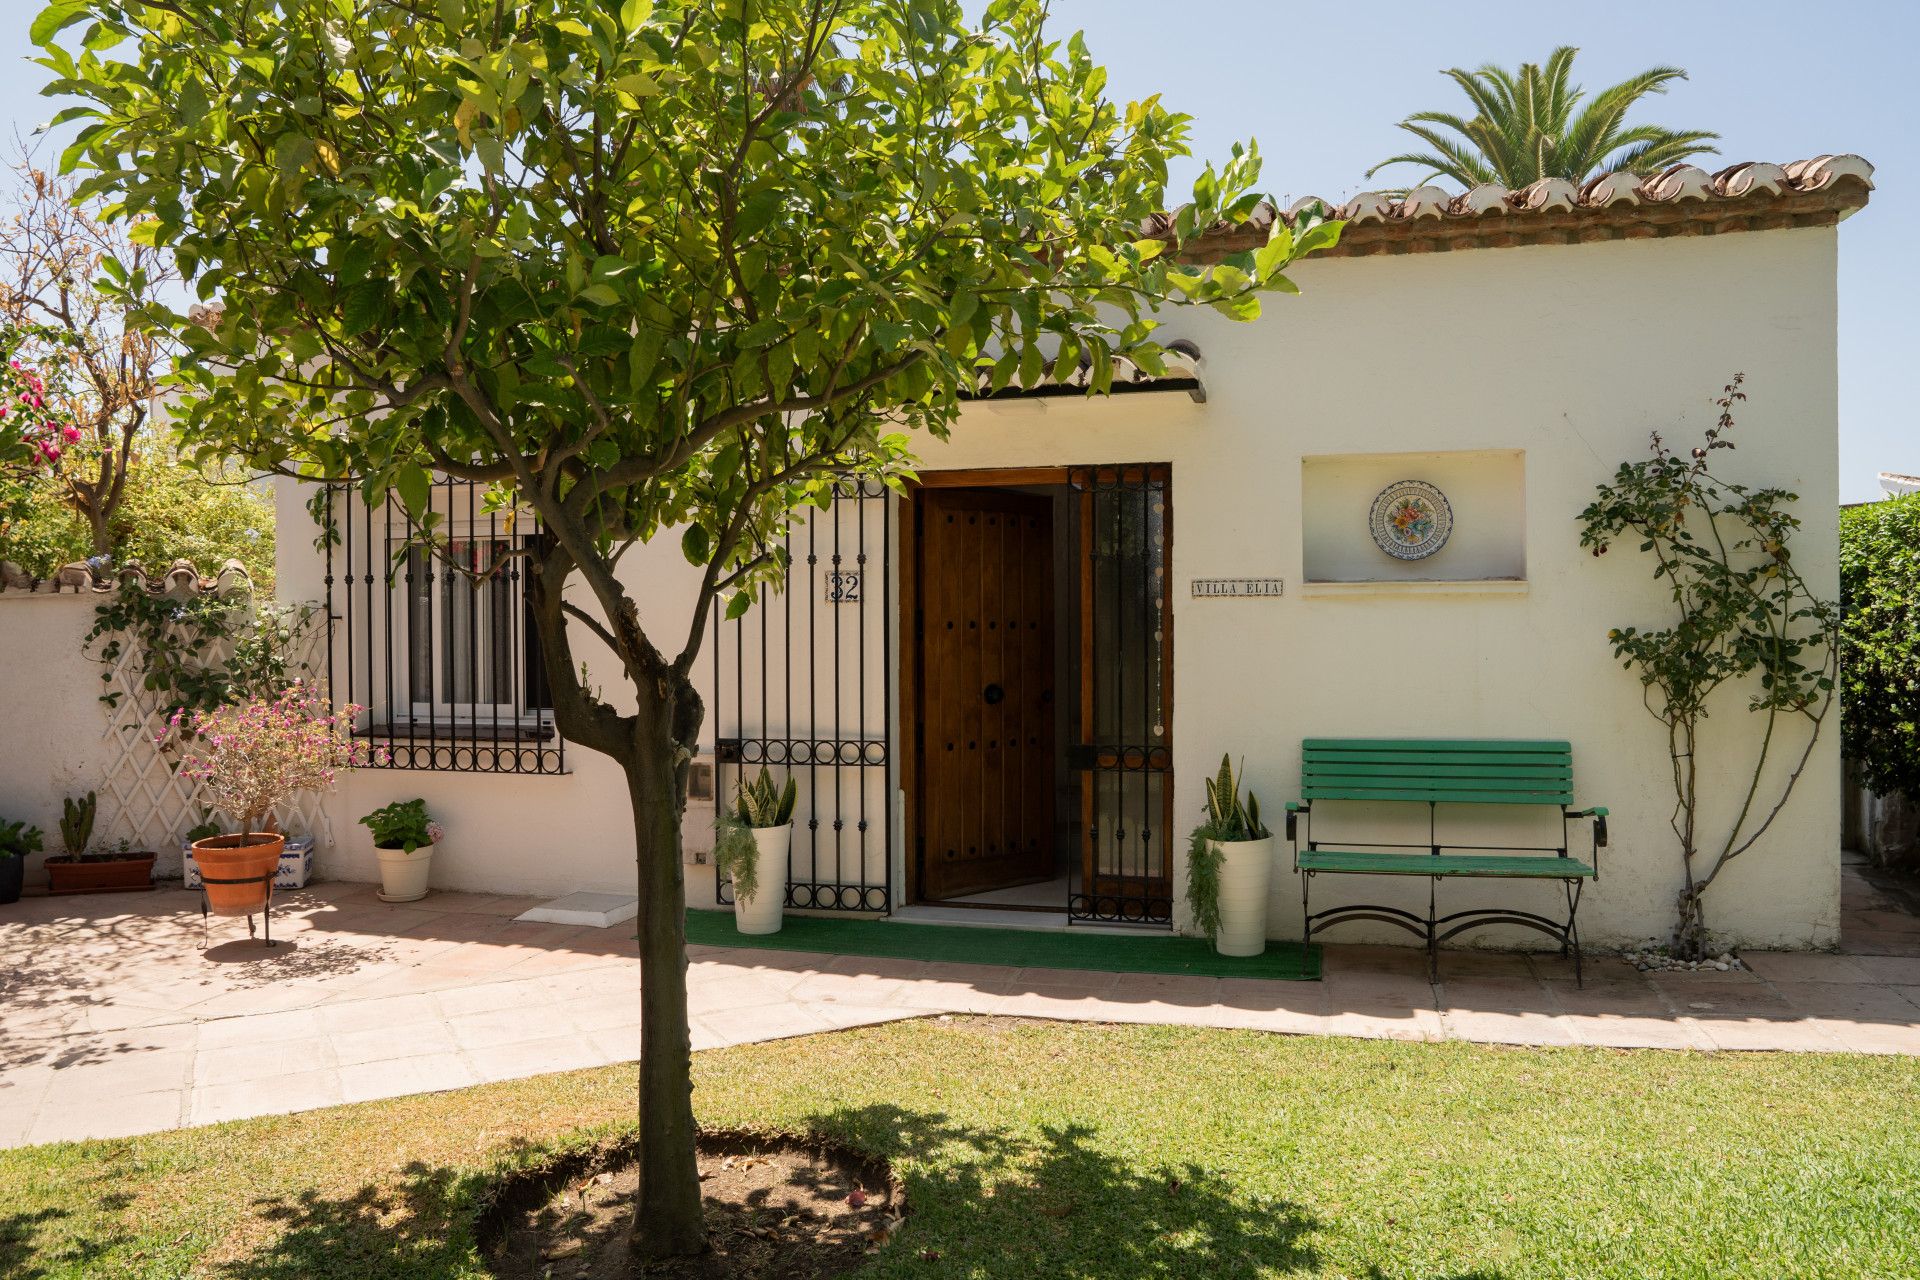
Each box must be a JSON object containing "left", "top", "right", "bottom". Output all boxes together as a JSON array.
[{"left": 712, "top": 477, "right": 893, "bottom": 912}]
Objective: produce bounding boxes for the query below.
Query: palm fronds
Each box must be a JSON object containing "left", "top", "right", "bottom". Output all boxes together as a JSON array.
[{"left": 1370, "top": 47, "right": 1719, "bottom": 189}]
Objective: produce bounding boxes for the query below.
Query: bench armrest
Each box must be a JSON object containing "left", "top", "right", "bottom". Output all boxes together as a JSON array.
[
  {"left": 1566, "top": 807, "right": 1608, "bottom": 876},
  {"left": 1568, "top": 808, "right": 1609, "bottom": 843},
  {"left": 1285, "top": 801, "right": 1308, "bottom": 843}
]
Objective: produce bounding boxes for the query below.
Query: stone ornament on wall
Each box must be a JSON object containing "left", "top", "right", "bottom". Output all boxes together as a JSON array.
[{"left": 1369, "top": 480, "right": 1453, "bottom": 561}]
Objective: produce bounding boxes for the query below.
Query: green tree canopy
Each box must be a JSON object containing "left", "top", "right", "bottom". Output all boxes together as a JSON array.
[
  {"left": 0, "top": 431, "right": 275, "bottom": 589},
  {"left": 1840, "top": 493, "right": 1920, "bottom": 800},
  {"left": 1367, "top": 46, "right": 1719, "bottom": 189},
  {"left": 38, "top": 0, "right": 1334, "bottom": 1254}
]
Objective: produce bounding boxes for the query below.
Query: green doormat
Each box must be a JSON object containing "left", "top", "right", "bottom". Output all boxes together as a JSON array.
[{"left": 685, "top": 910, "right": 1321, "bottom": 981}]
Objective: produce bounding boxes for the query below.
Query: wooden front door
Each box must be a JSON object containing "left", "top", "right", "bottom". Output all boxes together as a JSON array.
[{"left": 916, "top": 488, "right": 1057, "bottom": 900}]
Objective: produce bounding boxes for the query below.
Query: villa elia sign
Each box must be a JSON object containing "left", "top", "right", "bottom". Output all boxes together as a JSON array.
[{"left": 1190, "top": 577, "right": 1285, "bottom": 598}]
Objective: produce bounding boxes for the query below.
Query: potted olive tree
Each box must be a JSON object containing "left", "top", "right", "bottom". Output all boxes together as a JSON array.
[
  {"left": 1186, "top": 755, "right": 1275, "bottom": 957},
  {"left": 0, "top": 817, "right": 40, "bottom": 905},
  {"left": 169, "top": 683, "right": 370, "bottom": 925},
  {"left": 714, "top": 767, "right": 796, "bottom": 935},
  {"left": 358, "top": 799, "right": 444, "bottom": 903}
]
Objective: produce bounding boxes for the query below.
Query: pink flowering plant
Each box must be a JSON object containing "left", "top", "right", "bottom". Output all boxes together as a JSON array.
[
  {"left": 0, "top": 324, "right": 83, "bottom": 530},
  {"left": 162, "top": 682, "right": 379, "bottom": 842},
  {"left": 0, "top": 333, "right": 82, "bottom": 466}
]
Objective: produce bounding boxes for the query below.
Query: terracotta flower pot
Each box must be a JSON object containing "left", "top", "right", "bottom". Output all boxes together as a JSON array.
[
  {"left": 45, "top": 851, "right": 156, "bottom": 895},
  {"left": 191, "top": 833, "right": 284, "bottom": 918}
]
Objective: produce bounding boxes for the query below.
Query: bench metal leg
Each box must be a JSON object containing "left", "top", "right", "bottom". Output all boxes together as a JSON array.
[
  {"left": 1301, "top": 869, "right": 1312, "bottom": 948},
  {"left": 1307, "top": 877, "right": 1592, "bottom": 988},
  {"left": 1565, "top": 879, "right": 1584, "bottom": 987},
  {"left": 1426, "top": 877, "right": 1439, "bottom": 986}
]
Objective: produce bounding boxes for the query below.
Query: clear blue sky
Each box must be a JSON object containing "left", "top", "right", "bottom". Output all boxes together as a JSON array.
[{"left": 4, "top": 0, "right": 1910, "bottom": 500}]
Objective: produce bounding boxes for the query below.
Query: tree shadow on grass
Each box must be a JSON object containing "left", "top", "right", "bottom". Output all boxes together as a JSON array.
[
  {"left": 0, "top": 1206, "right": 71, "bottom": 1279},
  {"left": 208, "top": 1161, "right": 488, "bottom": 1280},
  {"left": 808, "top": 1103, "right": 1321, "bottom": 1278},
  {"left": 0, "top": 1197, "right": 142, "bottom": 1280}
]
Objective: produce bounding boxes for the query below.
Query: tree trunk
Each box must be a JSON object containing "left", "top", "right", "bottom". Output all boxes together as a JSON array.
[
  {"left": 86, "top": 507, "right": 112, "bottom": 559},
  {"left": 625, "top": 707, "right": 707, "bottom": 1261},
  {"left": 1674, "top": 882, "right": 1709, "bottom": 961}
]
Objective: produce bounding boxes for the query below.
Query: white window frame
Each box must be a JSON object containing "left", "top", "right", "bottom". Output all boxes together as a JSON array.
[{"left": 386, "top": 513, "right": 551, "bottom": 729}]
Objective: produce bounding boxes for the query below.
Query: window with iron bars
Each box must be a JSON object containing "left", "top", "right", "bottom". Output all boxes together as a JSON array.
[{"left": 324, "top": 479, "right": 566, "bottom": 774}]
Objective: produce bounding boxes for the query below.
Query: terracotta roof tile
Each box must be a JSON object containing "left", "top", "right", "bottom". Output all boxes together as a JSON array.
[
  {"left": 0, "top": 556, "right": 252, "bottom": 597},
  {"left": 1164, "top": 155, "right": 1873, "bottom": 263}
]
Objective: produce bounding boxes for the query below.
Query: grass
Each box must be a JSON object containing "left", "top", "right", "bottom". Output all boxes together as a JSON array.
[
  {"left": 5, "top": 1019, "right": 1920, "bottom": 1278},
  {"left": 685, "top": 909, "right": 1321, "bottom": 979}
]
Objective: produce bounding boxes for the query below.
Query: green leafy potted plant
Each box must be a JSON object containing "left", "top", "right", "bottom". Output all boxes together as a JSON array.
[
  {"left": 0, "top": 817, "right": 41, "bottom": 905},
  {"left": 714, "top": 767, "right": 796, "bottom": 935},
  {"left": 43, "top": 790, "right": 156, "bottom": 895},
  {"left": 358, "top": 799, "right": 444, "bottom": 903},
  {"left": 1187, "top": 755, "right": 1275, "bottom": 957}
]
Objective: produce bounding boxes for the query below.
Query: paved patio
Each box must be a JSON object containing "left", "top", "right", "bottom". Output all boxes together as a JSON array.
[{"left": 4, "top": 852, "right": 1920, "bottom": 1148}]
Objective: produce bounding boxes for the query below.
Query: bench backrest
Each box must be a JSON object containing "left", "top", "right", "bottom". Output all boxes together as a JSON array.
[{"left": 1301, "top": 739, "right": 1574, "bottom": 807}]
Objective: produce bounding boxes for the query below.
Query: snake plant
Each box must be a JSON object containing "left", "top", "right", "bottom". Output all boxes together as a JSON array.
[
  {"left": 1187, "top": 754, "right": 1271, "bottom": 941},
  {"left": 715, "top": 767, "right": 797, "bottom": 905}
]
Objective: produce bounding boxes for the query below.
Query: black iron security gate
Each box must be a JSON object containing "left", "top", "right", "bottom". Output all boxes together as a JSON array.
[
  {"left": 712, "top": 478, "right": 893, "bottom": 912},
  {"left": 1067, "top": 464, "right": 1174, "bottom": 925}
]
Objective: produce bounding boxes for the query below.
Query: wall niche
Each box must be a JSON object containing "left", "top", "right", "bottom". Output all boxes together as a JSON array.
[{"left": 1300, "top": 449, "right": 1526, "bottom": 592}]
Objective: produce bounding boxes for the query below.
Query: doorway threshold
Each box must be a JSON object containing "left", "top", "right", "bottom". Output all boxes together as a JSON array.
[
  {"left": 685, "top": 909, "right": 1319, "bottom": 979},
  {"left": 891, "top": 904, "right": 1143, "bottom": 936}
]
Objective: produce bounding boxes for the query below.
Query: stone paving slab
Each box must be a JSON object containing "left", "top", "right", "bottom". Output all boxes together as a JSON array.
[{"left": 5, "top": 878, "right": 1920, "bottom": 1147}]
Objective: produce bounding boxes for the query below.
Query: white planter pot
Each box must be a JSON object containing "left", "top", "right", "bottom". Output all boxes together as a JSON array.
[
  {"left": 1211, "top": 836, "right": 1275, "bottom": 957},
  {"left": 376, "top": 841, "right": 437, "bottom": 903},
  {"left": 732, "top": 825, "right": 791, "bottom": 935}
]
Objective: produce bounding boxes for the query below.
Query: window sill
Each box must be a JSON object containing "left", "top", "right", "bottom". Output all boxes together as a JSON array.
[{"left": 1297, "top": 579, "right": 1530, "bottom": 598}]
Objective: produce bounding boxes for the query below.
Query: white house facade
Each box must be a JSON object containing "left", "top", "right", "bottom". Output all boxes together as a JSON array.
[{"left": 273, "top": 156, "right": 1873, "bottom": 952}]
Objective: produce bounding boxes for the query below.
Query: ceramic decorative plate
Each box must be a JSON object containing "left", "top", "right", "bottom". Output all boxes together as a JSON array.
[{"left": 1369, "top": 480, "right": 1453, "bottom": 560}]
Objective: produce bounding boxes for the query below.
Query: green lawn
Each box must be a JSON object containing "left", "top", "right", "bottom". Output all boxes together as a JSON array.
[{"left": 7, "top": 1018, "right": 1920, "bottom": 1278}]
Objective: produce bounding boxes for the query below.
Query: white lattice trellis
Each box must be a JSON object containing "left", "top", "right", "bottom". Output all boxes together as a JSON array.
[{"left": 92, "top": 595, "right": 334, "bottom": 878}]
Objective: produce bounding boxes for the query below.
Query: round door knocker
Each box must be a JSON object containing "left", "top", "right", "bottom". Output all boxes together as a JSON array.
[{"left": 982, "top": 683, "right": 1005, "bottom": 705}]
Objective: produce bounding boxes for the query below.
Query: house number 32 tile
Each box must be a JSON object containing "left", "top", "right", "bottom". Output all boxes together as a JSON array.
[{"left": 826, "top": 571, "right": 861, "bottom": 603}]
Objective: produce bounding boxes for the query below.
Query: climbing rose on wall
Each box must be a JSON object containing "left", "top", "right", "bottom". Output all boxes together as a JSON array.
[{"left": 1578, "top": 375, "right": 1838, "bottom": 958}]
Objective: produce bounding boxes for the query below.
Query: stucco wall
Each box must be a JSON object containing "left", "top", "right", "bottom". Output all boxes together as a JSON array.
[
  {"left": 277, "top": 223, "right": 1844, "bottom": 949},
  {"left": 0, "top": 595, "right": 118, "bottom": 890}
]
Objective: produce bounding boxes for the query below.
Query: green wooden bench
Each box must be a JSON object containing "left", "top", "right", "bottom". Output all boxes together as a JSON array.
[{"left": 1286, "top": 739, "right": 1608, "bottom": 984}]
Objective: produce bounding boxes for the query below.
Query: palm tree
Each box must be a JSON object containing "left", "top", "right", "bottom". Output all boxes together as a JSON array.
[{"left": 1367, "top": 47, "right": 1719, "bottom": 189}]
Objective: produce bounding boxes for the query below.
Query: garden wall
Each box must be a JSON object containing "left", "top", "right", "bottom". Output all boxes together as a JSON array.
[
  {"left": 0, "top": 592, "right": 144, "bottom": 890},
  {"left": 0, "top": 580, "right": 335, "bottom": 892}
]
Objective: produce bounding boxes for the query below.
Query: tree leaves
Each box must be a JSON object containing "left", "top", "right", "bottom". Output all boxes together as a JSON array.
[
  {"left": 1839, "top": 492, "right": 1920, "bottom": 799},
  {"left": 1368, "top": 48, "right": 1719, "bottom": 187},
  {"left": 38, "top": 0, "right": 1337, "bottom": 704}
]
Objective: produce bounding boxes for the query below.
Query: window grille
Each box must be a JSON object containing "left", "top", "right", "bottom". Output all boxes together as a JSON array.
[{"left": 323, "top": 479, "right": 565, "bottom": 774}]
